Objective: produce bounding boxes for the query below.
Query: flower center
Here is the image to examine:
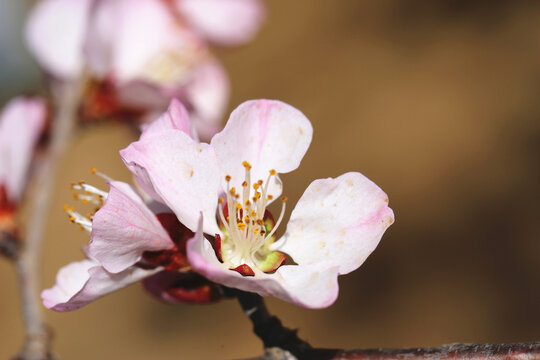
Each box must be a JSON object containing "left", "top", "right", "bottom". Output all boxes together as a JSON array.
[{"left": 216, "top": 161, "right": 287, "bottom": 276}]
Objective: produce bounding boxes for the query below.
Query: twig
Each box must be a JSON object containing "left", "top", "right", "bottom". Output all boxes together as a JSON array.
[
  {"left": 14, "top": 75, "right": 87, "bottom": 360},
  {"left": 243, "top": 341, "right": 540, "bottom": 360},
  {"left": 326, "top": 342, "right": 540, "bottom": 359},
  {"left": 234, "top": 290, "right": 539, "bottom": 360},
  {"left": 233, "top": 290, "right": 335, "bottom": 360}
]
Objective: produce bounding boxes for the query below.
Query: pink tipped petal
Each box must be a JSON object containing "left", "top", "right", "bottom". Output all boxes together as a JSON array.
[
  {"left": 176, "top": 0, "right": 265, "bottom": 46},
  {"left": 140, "top": 99, "right": 192, "bottom": 139},
  {"left": 210, "top": 100, "right": 312, "bottom": 200},
  {"left": 187, "top": 226, "right": 341, "bottom": 308},
  {"left": 185, "top": 60, "right": 230, "bottom": 140},
  {"left": 88, "top": 181, "right": 174, "bottom": 273},
  {"left": 42, "top": 259, "right": 158, "bottom": 312},
  {"left": 0, "top": 97, "right": 47, "bottom": 202},
  {"left": 274, "top": 172, "right": 394, "bottom": 275},
  {"left": 25, "top": 0, "right": 92, "bottom": 78},
  {"left": 120, "top": 132, "right": 221, "bottom": 235}
]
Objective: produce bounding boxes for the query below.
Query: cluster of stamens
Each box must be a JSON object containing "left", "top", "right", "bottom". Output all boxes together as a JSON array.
[
  {"left": 217, "top": 161, "right": 287, "bottom": 271},
  {"left": 63, "top": 168, "right": 110, "bottom": 232}
]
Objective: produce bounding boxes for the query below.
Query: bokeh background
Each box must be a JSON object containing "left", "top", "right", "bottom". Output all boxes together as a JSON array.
[{"left": 1, "top": 0, "right": 539, "bottom": 359}]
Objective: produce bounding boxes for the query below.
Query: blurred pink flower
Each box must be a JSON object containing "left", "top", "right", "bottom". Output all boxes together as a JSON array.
[
  {"left": 25, "top": 0, "right": 263, "bottom": 138},
  {"left": 173, "top": 0, "right": 266, "bottom": 46},
  {"left": 0, "top": 97, "right": 47, "bottom": 233},
  {"left": 120, "top": 99, "right": 395, "bottom": 308},
  {"left": 42, "top": 100, "right": 224, "bottom": 311}
]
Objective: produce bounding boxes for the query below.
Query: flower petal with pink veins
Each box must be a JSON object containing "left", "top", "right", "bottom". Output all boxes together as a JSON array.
[
  {"left": 0, "top": 97, "right": 47, "bottom": 202},
  {"left": 25, "top": 0, "right": 93, "bottom": 79},
  {"left": 42, "top": 259, "right": 159, "bottom": 312},
  {"left": 120, "top": 131, "right": 221, "bottom": 235},
  {"left": 88, "top": 181, "right": 174, "bottom": 273},
  {"left": 210, "top": 100, "right": 312, "bottom": 201},
  {"left": 186, "top": 220, "right": 341, "bottom": 308},
  {"left": 176, "top": 0, "right": 265, "bottom": 46},
  {"left": 273, "top": 172, "right": 394, "bottom": 275},
  {"left": 184, "top": 59, "right": 229, "bottom": 141},
  {"left": 140, "top": 98, "right": 193, "bottom": 140}
]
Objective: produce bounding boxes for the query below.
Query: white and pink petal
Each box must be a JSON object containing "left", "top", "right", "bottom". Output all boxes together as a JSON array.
[
  {"left": 210, "top": 100, "right": 313, "bottom": 201},
  {"left": 273, "top": 172, "right": 394, "bottom": 275},
  {"left": 42, "top": 259, "right": 159, "bottom": 312},
  {"left": 175, "top": 0, "right": 265, "bottom": 46},
  {"left": 120, "top": 131, "right": 221, "bottom": 235},
  {"left": 25, "top": 0, "right": 93, "bottom": 79},
  {"left": 88, "top": 181, "right": 174, "bottom": 273},
  {"left": 0, "top": 97, "right": 47, "bottom": 202},
  {"left": 140, "top": 98, "right": 193, "bottom": 140},
  {"left": 184, "top": 59, "right": 229, "bottom": 141}
]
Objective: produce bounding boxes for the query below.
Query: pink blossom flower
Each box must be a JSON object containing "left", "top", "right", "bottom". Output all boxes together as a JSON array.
[
  {"left": 42, "top": 101, "right": 224, "bottom": 311},
  {"left": 25, "top": 0, "right": 262, "bottom": 138},
  {"left": 120, "top": 99, "right": 394, "bottom": 308},
  {"left": 0, "top": 97, "right": 47, "bottom": 232}
]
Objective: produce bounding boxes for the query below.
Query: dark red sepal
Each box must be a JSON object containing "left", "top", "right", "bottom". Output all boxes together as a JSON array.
[
  {"left": 141, "top": 213, "right": 194, "bottom": 271},
  {"left": 142, "top": 271, "right": 223, "bottom": 304},
  {"left": 79, "top": 79, "right": 145, "bottom": 124},
  {"left": 231, "top": 264, "right": 255, "bottom": 276},
  {"left": 214, "top": 233, "right": 223, "bottom": 262},
  {"left": 0, "top": 186, "right": 17, "bottom": 235}
]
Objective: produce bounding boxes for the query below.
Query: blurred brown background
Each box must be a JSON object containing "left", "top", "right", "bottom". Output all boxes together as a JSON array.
[{"left": 1, "top": 0, "right": 539, "bottom": 359}]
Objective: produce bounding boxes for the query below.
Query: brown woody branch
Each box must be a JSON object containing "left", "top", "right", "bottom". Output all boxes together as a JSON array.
[
  {"left": 234, "top": 290, "right": 539, "bottom": 360},
  {"left": 14, "top": 74, "right": 87, "bottom": 360}
]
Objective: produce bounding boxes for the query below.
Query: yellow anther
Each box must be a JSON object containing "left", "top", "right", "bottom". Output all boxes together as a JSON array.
[
  {"left": 242, "top": 181, "right": 247, "bottom": 187},
  {"left": 253, "top": 228, "right": 259, "bottom": 235},
  {"left": 253, "top": 183, "right": 260, "bottom": 190},
  {"left": 267, "top": 195, "right": 274, "bottom": 200},
  {"left": 281, "top": 196, "right": 288, "bottom": 203},
  {"left": 62, "top": 204, "right": 69, "bottom": 211},
  {"left": 230, "top": 187, "right": 236, "bottom": 195},
  {"left": 91, "top": 167, "right": 98, "bottom": 174},
  {"left": 251, "top": 210, "right": 257, "bottom": 217},
  {"left": 257, "top": 180, "right": 263, "bottom": 185},
  {"left": 245, "top": 200, "right": 251, "bottom": 206},
  {"left": 244, "top": 216, "right": 250, "bottom": 222},
  {"left": 69, "top": 217, "right": 76, "bottom": 223},
  {"left": 225, "top": 175, "right": 231, "bottom": 182},
  {"left": 218, "top": 198, "right": 225, "bottom": 204},
  {"left": 242, "top": 161, "right": 252, "bottom": 170},
  {"left": 256, "top": 219, "right": 263, "bottom": 225},
  {"left": 235, "top": 203, "right": 242, "bottom": 210},
  {"left": 82, "top": 199, "right": 88, "bottom": 205},
  {"left": 269, "top": 169, "right": 276, "bottom": 176}
]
